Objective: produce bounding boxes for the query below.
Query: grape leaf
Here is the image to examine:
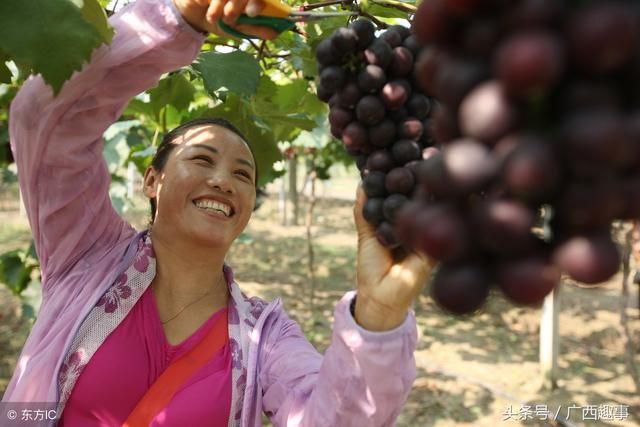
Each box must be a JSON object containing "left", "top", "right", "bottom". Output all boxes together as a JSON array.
[
  {"left": 0, "top": 0, "right": 112, "bottom": 94},
  {"left": 192, "top": 51, "right": 261, "bottom": 98},
  {"left": 149, "top": 73, "right": 196, "bottom": 120},
  {"left": 207, "top": 95, "right": 283, "bottom": 186},
  {"left": 77, "top": 0, "right": 114, "bottom": 44}
]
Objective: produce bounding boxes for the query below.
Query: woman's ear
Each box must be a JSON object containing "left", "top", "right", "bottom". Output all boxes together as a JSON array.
[{"left": 143, "top": 166, "right": 159, "bottom": 199}]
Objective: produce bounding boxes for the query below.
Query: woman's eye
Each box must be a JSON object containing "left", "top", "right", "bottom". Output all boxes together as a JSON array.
[
  {"left": 194, "top": 155, "right": 213, "bottom": 164},
  {"left": 236, "top": 171, "right": 251, "bottom": 179}
]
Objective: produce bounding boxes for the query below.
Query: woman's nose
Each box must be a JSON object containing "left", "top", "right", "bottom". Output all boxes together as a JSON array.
[{"left": 206, "top": 171, "right": 233, "bottom": 194}]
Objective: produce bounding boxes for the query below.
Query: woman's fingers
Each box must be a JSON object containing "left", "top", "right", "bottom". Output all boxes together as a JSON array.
[
  {"left": 206, "top": 0, "right": 225, "bottom": 23},
  {"left": 245, "top": 0, "right": 264, "bottom": 17},
  {"left": 222, "top": 0, "right": 250, "bottom": 24}
]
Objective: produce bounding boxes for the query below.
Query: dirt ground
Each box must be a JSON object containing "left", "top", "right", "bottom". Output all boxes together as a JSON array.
[{"left": 1, "top": 180, "right": 639, "bottom": 426}]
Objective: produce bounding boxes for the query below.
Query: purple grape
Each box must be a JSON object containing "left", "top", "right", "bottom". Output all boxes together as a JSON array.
[
  {"left": 357, "top": 65, "right": 387, "bottom": 93},
  {"left": 430, "top": 262, "right": 491, "bottom": 315},
  {"left": 391, "top": 139, "right": 422, "bottom": 165},
  {"left": 363, "top": 197, "right": 385, "bottom": 225},
  {"left": 363, "top": 171, "right": 388, "bottom": 198},
  {"left": 356, "top": 95, "right": 386, "bottom": 126},
  {"left": 368, "top": 119, "right": 397, "bottom": 148},
  {"left": 385, "top": 167, "right": 416, "bottom": 194}
]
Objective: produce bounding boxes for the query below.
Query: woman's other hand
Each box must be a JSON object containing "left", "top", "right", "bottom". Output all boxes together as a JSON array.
[
  {"left": 173, "top": 0, "right": 278, "bottom": 39},
  {"left": 353, "top": 185, "right": 434, "bottom": 331}
]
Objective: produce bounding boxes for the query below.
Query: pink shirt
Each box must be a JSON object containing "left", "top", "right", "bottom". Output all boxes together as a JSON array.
[{"left": 59, "top": 286, "right": 232, "bottom": 426}]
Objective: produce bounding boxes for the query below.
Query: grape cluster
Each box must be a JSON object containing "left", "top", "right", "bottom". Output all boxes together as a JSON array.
[
  {"left": 405, "top": 0, "right": 640, "bottom": 314},
  {"left": 315, "top": 20, "right": 435, "bottom": 252}
]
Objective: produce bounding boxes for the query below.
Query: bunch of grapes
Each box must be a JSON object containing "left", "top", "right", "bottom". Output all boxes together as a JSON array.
[
  {"left": 315, "top": 19, "right": 436, "bottom": 248},
  {"left": 403, "top": 0, "right": 640, "bottom": 314}
]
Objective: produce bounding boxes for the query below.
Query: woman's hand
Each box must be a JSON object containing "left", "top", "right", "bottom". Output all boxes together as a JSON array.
[
  {"left": 172, "top": 0, "right": 278, "bottom": 39},
  {"left": 353, "top": 185, "right": 434, "bottom": 331}
]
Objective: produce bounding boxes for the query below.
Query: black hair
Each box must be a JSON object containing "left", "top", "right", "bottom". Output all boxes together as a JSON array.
[{"left": 148, "top": 117, "right": 258, "bottom": 223}]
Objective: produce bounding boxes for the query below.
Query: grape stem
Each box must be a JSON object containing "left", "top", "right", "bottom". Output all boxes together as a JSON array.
[
  {"left": 369, "top": 0, "right": 416, "bottom": 13},
  {"left": 302, "top": 0, "right": 353, "bottom": 11},
  {"left": 359, "top": 11, "right": 388, "bottom": 29}
]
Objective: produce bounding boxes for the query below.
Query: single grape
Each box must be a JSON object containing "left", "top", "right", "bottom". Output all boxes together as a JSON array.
[
  {"left": 342, "top": 122, "right": 369, "bottom": 151},
  {"left": 376, "top": 221, "right": 401, "bottom": 248},
  {"left": 364, "top": 39, "right": 394, "bottom": 69},
  {"left": 380, "top": 28, "right": 403, "bottom": 48},
  {"left": 356, "top": 95, "right": 386, "bottom": 126},
  {"left": 316, "top": 83, "right": 333, "bottom": 103},
  {"left": 494, "top": 30, "right": 564, "bottom": 97},
  {"left": 413, "top": 204, "right": 470, "bottom": 261},
  {"left": 357, "top": 65, "right": 387, "bottom": 93},
  {"left": 398, "top": 118, "right": 424, "bottom": 141},
  {"left": 363, "top": 197, "right": 385, "bottom": 225},
  {"left": 391, "top": 139, "right": 422, "bottom": 165},
  {"left": 442, "top": 138, "right": 497, "bottom": 194},
  {"left": 412, "top": 150, "right": 454, "bottom": 198},
  {"left": 363, "top": 171, "right": 388, "bottom": 198},
  {"left": 381, "top": 79, "right": 411, "bottom": 110},
  {"left": 368, "top": 119, "right": 397, "bottom": 148},
  {"left": 553, "top": 231, "right": 621, "bottom": 284},
  {"left": 331, "top": 27, "right": 358, "bottom": 56},
  {"left": 500, "top": 134, "right": 560, "bottom": 202},
  {"left": 350, "top": 19, "right": 376, "bottom": 50},
  {"left": 402, "top": 34, "right": 422, "bottom": 56},
  {"left": 430, "top": 263, "right": 491, "bottom": 315},
  {"left": 366, "top": 150, "right": 395, "bottom": 173},
  {"left": 336, "top": 82, "right": 363, "bottom": 109},
  {"left": 389, "top": 47, "right": 414, "bottom": 77},
  {"left": 496, "top": 255, "right": 559, "bottom": 306},
  {"left": 328, "top": 107, "right": 355, "bottom": 132},
  {"left": 407, "top": 94, "right": 432, "bottom": 120},
  {"left": 315, "top": 37, "right": 340, "bottom": 66},
  {"left": 459, "top": 80, "right": 518, "bottom": 145},
  {"left": 383, "top": 194, "right": 409, "bottom": 222},
  {"left": 319, "top": 66, "right": 346, "bottom": 93},
  {"left": 472, "top": 198, "right": 537, "bottom": 254},
  {"left": 385, "top": 167, "right": 416, "bottom": 194}
]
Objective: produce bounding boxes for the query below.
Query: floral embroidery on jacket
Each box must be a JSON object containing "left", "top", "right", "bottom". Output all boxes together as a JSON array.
[
  {"left": 96, "top": 273, "right": 131, "bottom": 313},
  {"left": 133, "top": 238, "right": 154, "bottom": 272}
]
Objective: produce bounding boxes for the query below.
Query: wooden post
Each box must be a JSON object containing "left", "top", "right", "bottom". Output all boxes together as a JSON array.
[
  {"left": 540, "top": 286, "right": 560, "bottom": 390},
  {"left": 288, "top": 155, "right": 298, "bottom": 226},
  {"left": 279, "top": 176, "right": 287, "bottom": 226}
]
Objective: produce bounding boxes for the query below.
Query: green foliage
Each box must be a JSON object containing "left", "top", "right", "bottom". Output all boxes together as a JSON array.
[
  {"left": 0, "top": 241, "right": 39, "bottom": 296},
  {"left": 193, "top": 51, "right": 262, "bottom": 98},
  {"left": 0, "top": 0, "right": 112, "bottom": 94}
]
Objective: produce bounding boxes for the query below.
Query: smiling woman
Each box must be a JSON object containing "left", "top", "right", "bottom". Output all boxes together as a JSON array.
[
  {"left": 147, "top": 117, "right": 260, "bottom": 223},
  {"left": 1, "top": 0, "right": 432, "bottom": 425}
]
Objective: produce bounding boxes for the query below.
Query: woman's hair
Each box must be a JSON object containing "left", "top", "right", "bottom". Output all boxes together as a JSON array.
[{"left": 148, "top": 117, "right": 259, "bottom": 223}]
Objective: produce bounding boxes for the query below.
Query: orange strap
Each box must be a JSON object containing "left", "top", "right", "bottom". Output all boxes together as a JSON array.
[{"left": 123, "top": 308, "right": 229, "bottom": 427}]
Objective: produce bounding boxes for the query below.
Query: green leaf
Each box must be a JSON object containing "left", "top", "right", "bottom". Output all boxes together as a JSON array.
[
  {"left": 0, "top": 249, "right": 34, "bottom": 296},
  {"left": 192, "top": 51, "right": 261, "bottom": 98},
  {"left": 0, "top": 50, "right": 11, "bottom": 84},
  {"left": 149, "top": 73, "right": 196, "bottom": 120},
  {"left": 77, "top": 0, "right": 114, "bottom": 44},
  {"left": 206, "top": 95, "right": 283, "bottom": 186},
  {"left": 0, "top": 0, "right": 112, "bottom": 94}
]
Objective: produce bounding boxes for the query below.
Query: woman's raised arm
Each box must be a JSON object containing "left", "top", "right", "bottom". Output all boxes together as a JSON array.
[{"left": 9, "top": 0, "right": 206, "bottom": 289}]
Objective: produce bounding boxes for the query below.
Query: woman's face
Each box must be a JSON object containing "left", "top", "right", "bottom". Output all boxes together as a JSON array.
[{"left": 143, "top": 125, "right": 257, "bottom": 249}]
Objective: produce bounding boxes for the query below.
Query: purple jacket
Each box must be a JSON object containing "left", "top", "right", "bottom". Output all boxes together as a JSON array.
[{"left": 2, "top": 0, "right": 418, "bottom": 425}]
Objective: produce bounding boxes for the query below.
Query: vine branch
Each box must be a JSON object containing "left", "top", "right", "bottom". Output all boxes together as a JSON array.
[{"left": 370, "top": 0, "right": 417, "bottom": 13}]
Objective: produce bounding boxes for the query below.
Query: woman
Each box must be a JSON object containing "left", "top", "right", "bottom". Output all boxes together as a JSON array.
[{"left": 2, "top": 0, "right": 432, "bottom": 425}]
